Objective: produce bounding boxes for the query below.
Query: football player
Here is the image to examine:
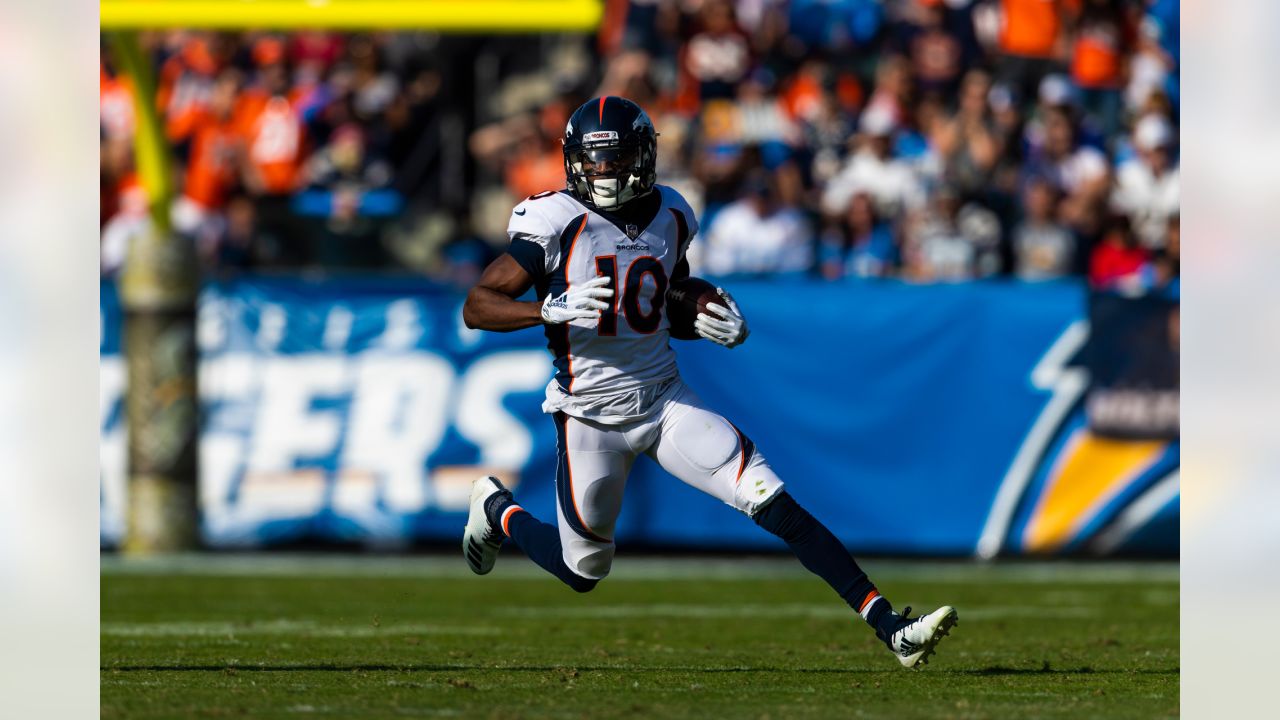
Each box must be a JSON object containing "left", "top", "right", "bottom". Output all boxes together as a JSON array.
[{"left": 461, "top": 96, "right": 957, "bottom": 667}]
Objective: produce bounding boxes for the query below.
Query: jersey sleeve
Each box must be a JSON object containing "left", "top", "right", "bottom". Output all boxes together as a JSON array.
[
  {"left": 505, "top": 197, "right": 561, "bottom": 282},
  {"left": 662, "top": 186, "right": 701, "bottom": 262}
]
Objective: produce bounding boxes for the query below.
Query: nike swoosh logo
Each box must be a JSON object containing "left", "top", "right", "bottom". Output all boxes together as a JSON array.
[{"left": 514, "top": 209, "right": 526, "bottom": 216}]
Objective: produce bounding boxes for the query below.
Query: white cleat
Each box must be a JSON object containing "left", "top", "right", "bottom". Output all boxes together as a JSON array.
[
  {"left": 462, "top": 476, "right": 511, "bottom": 575},
  {"left": 887, "top": 605, "right": 959, "bottom": 668}
]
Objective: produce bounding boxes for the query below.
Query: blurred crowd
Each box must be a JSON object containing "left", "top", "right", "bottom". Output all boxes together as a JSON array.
[{"left": 100, "top": 0, "right": 1179, "bottom": 293}]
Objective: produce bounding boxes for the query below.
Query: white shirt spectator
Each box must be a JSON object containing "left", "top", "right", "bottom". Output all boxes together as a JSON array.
[
  {"left": 100, "top": 217, "right": 143, "bottom": 276},
  {"left": 910, "top": 217, "right": 979, "bottom": 281},
  {"left": 686, "top": 33, "right": 751, "bottom": 86},
  {"left": 1111, "top": 115, "right": 1179, "bottom": 249},
  {"left": 821, "top": 108, "right": 926, "bottom": 219},
  {"left": 1112, "top": 161, "right": 1178, "bottom": 249},
  {"left": 100, "top": 184, "right": 151, "bottom": 276},
  {"left": 1053, "top": 146, "right": 1109, "bottom": 195},
  {"left": 696, "top": 199, "right": 813, "bottom": 276},
  {"left": 821, "top": 148, "right": 927, "bottom": 220}
]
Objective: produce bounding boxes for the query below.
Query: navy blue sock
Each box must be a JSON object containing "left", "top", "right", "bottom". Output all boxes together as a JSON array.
[
  {"left": 497, "top": 503, "right": 598, "bottom": 594},
  {"left": 753, "top": 492, "right": 898, "bottom": 637}
]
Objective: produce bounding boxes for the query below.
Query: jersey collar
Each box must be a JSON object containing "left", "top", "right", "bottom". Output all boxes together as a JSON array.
[{"left": 561, "top": 188, "right": 662, "bottom": 240}]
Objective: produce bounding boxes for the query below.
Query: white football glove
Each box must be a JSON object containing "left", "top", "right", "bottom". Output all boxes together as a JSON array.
[
  {"left": 541, "top": 275, "right": 613, "bottom": 324},
  {"left": 695, "top": 288, "right": 749, "bottom": 349}
]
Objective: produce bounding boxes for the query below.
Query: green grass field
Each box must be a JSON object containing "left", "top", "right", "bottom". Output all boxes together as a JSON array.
[{"left": 102, "top": 555, "right": 1178, "bottom": 719}]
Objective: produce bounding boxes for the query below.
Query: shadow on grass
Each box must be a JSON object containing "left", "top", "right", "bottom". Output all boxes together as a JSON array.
[
  {"left": 957, "top": 665, "right": 1177, "bottom": 676},
  {"left": 102, "top": 663, "right": 1179, "bottom": 676}
]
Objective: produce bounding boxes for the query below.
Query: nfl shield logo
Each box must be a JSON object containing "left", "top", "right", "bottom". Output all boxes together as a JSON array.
[{"left": 626, "top": 224, "right": 639, "bottom": 238}]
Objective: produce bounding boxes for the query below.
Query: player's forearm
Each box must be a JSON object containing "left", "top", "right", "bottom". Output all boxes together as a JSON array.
[{"left": 463, "top": 286, "right": 545, "bottom": 332}]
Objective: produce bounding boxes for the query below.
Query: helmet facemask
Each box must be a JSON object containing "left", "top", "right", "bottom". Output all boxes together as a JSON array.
[{"left": 565, "top": 142, "right": 654, "bottom": 209}]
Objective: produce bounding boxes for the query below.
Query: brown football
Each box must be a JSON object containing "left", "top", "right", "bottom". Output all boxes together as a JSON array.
[{"left": 666, "top": 276, "right": 720, "bottom": 340}]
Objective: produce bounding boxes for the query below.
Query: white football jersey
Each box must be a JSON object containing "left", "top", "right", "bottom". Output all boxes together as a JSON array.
[{"left": 506, "top": 186, "right": 699, "bottom": 424}]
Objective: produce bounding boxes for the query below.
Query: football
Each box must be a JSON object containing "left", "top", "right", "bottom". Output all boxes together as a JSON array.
[{"left": 666, "top": 276, "right": 720, "bottom": 339}]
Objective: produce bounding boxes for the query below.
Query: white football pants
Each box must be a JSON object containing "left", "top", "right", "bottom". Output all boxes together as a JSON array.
[{"left": 551, "top": 380, "right": 784, "bottom": 580}]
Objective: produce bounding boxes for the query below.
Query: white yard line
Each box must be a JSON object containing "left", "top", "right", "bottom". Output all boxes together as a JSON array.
[
  {"left": 101, "top": 620, "right": 499, "bottom": 638},
  {"left": 496, "top": 603, "right": 1101, "bottom": 621}
]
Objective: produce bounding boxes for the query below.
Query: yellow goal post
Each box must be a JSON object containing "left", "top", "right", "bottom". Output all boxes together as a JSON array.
[{"left": 101, "top": 0, "right": 604, "bottom": 32}]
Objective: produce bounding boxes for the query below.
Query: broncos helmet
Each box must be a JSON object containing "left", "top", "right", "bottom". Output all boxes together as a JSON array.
[{"left": 562, "top": 96, "right": 657, "bottom": 209}]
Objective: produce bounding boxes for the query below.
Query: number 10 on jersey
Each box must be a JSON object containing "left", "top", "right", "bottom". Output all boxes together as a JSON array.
[{"left": 594, "top": 256, "right": 668, "bottom": 336}]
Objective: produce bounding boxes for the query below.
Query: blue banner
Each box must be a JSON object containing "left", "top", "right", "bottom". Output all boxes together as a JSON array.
[{"left": 100, "top": 277, "right": 1178, "bottom": 556}]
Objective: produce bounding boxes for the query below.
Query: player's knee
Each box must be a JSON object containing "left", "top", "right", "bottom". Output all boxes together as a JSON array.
[
  {"left": 733, "top": 456, "right": 783, "bottom": 514},
  {"left": 559, "top": 546, "right": 608, "bottom": 593},
  {"left": 574, "top": 545, "right": 615, "bottom": 580},
  {"left": 752, "top": 489, "right": 787, "bottom": 524}
]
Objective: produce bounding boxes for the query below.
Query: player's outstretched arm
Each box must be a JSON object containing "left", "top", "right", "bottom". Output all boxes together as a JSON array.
[
  {"left": 463, "top": 254, "right": 544, "bottom": 332},
  {"left": 463, "top": 254, "right": 613, "bottom": 332}
]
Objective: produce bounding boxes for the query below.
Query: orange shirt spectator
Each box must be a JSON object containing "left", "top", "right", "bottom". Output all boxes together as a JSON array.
[
  {"left": 184, "top": 115, "right": 242, "bottom": 210},
  {"left": 158, "top": 36, "right": 224, "bottom": 143},
  {"left": 177, "top": 71, "right": 244, "bottom": 210},
  {"left": 1071, "top": 34, "right": 1120, "bottom": 88},
  {"left": 100, "top": 65, "right": 135, "bottom": 141},
  {"left": 237, "top": 91, "right": 306, "bottom": 195},
  {"left": 1071, "top": 3, "right": 1131, "bottom": 89},
  {"left": 999, "top": 0, "right": 1071, "bottom": 59},
  {"left": 781, "top": 68, "right": 823, "bottom": 122}
]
